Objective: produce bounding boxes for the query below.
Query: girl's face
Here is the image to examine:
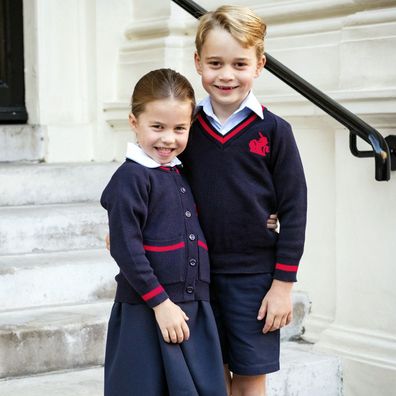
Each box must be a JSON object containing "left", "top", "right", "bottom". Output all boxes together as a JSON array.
[
  {"left": 194, "top": 28, "right": 264, "bottom": 120},
  {"left": 129, "top": 98, "right": 192, "bottom": 165}
]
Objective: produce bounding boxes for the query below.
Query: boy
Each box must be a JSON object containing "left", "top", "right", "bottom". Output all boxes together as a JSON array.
[{"left": 180, "top": 5, "right": 307, "bottom": 395}]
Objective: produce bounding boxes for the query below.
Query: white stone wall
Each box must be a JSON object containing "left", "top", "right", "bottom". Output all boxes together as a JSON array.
[{"left": 22, "top": 1, "right": 396, "bottom": 395}]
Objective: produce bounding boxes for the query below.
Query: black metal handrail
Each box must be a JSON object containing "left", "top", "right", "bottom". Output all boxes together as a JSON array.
[{"left": 172, "top": 0, "right": 395, "bottom": 181}]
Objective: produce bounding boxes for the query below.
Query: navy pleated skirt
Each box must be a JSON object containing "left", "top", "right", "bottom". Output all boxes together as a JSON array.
[{"left": 104, "top": 301, "right": 227, "bottom": 396}]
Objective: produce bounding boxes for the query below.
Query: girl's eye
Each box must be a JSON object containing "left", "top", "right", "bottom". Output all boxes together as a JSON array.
[
  {"left": 235, "top": 63, "right": 247, "bottom": 68},
  {"left": 175, "top": 127, "right": 188, "bottom": 133},
  {"left": 151, "top": 124, "right": 162, "bottom": 130}
]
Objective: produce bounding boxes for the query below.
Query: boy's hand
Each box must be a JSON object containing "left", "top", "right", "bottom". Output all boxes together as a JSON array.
[
  {"left": 105, "top": 233, "right": 110, "bottom": 250},
  {"left": 267, "top": 214, "right": 278, "bottom": 230},
  {"left": 257, "top": 280, "right": 293, "bottom": 333},
  {"left": 153, "top": 299, "right": 190, "bottom": 343}
]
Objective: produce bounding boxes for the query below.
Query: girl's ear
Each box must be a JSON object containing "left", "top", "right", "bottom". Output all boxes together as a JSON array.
[
  {"left": 128, "top": 113, "right": 138, "bottom": 129},
  {"left": 255, "top": 55, "right": 266, "bottom": 78},
  {"left": 194, "top": 51, "right": 203, "bottom": 75}
]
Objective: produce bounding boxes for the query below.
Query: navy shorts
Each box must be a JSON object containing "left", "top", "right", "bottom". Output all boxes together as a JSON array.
[{"left": 210, "top": 273, "right": 280, "bottom": 376}]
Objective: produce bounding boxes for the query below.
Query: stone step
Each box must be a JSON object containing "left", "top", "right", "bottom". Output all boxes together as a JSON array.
[
  {"left": 0, "top": 249, "right": 117, "bottom": 311},
  {"left": 0, "top": 301, "right": 112, "bottom": 379},
  {"left": 0, "top": 161, "right": 119, "bottom": 206},
  {"left": 0, "top": 125, "right": 45, "bottom": 162},
  {"left": 281, "top": 291, "right": 310, "bottom": 342},
  {"left": 0, "top": 202, "right": 108, "bottom": 255},
  {"left": 0, "top": 294, "right": 310, "bottom": 379},
  {"left": 268, "top": 342, "right": 342, "bottom": 395},
  {"left": 0, "top": 343, "right": 342, "bottom": 396}
]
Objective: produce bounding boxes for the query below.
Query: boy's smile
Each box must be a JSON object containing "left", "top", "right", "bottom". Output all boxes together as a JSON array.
[
  {"left": 128, "top": 98, "right": 192, "bottom": 165},
  {"left": 194, "top": 28, "right": 264, "bottom": 122}
]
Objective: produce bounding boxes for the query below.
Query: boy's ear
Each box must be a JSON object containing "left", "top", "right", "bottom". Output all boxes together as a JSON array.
[
  {"left": 255, "top": 55, "right": 266, "bottom": 77},
  {"left": 128, "top": 113, "right": 137, "bottom": 129},
  {"left": 194, "top": 51, "right": 203, "bottom": 75}
]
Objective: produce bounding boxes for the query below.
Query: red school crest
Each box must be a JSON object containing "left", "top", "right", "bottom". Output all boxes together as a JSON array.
[{"left": 249, "top": 132, "right": 270, "bottom": 157}]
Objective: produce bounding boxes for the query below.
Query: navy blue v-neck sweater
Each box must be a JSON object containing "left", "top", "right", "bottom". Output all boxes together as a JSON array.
[{"left": 180, "top": 108, "right": 307, "bottom": 282}]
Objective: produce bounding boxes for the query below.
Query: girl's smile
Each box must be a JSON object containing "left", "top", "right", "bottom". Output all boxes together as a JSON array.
[{"left": 129, "top": 98, "right": 192, "bottom": 165}]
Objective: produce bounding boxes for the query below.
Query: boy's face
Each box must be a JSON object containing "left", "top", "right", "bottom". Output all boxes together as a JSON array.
[
  {"left": 194, "top": 28, "right": 265, "bottom": 119},
  {"left": 129, "top": 98, "right": 191, "bottom": 165}
]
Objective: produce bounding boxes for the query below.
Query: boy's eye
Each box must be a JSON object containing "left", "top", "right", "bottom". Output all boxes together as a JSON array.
[
  {"left": 208, "top": 61, "right": 221, "bottom": 68},
  {"left": 151, "top": 124, "right": 163, "bottom": 130},
  {"left": 175, "top": 127, "right": 188, "bottom": 133},
  {"left": 235, "top": 62, "right": 248, "bottom": 68}
]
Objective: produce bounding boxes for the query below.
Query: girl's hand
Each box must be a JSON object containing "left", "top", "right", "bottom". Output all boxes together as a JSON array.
[
  {"left": 257, "top": 280, "right": 293, "bottom": 333},
  {"left": 153, "top": 299, "right": 190, "bottom": 343},
  {"left": 267, "top": 214, "right": 278, "bottom": 230},
  {"left": 105, "top": 233, "right": 110, "bottom": 250}
]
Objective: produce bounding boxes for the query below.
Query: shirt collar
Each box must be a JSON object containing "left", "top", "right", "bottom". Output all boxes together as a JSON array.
[
  {"left": 126, "top": 142, "right": 182, "bottom": 168},
  {"left": 197, "top": 91, "right": 264, "bottom": 121}
]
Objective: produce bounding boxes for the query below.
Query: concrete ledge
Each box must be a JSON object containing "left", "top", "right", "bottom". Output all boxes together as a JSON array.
[
  {"left": 268, "top": 342, "right": 342, "bottom": 396},
  {"left": 0, "top": 203, "right": 108, "bottom": 255},
  {"left": 0, "top": 249, "right": 116, "bottom": 310},
  {"left": 0, "top": 162, "right": 119, "bottom": 206},
  {"left": 0, "top": 343, "right": 342, "bottom": 395},
  {"left": 0, "top": 295, "right": 310, "bottom": 379},
  {"left": 281, "top": 291, "right": 311, "bottom": 341},
  {"left": 0, "top": 367, "right": 103, "bottom": 396},
  {"left": 0, "top": 301, "right": 112, "bottom": 378},
  {"left": 0, "top": 125, "right": 45, "bottom": 162}
]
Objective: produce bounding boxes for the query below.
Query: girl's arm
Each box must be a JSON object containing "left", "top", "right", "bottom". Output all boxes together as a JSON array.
[
  {"left": 153, "top": 299, "right": 190, "bottom": 343},
  {"left": 101, "top": 165, "right": 189, "bottom": 343}
]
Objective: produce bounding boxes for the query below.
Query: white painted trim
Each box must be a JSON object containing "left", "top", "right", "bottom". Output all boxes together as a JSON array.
[{"left": 316, "top": 324, "right": 396, "bottom": 369}]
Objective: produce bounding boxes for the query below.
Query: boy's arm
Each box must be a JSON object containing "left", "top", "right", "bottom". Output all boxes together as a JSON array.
[
  {"left": 270, "top": 116, "right": 307, "bottom": 282},
  {"left": 258, "top": 279, "right": 293, "bottom": 333},
  {"left": 258, "top": 116, "right": 307, "bottom": 332}
]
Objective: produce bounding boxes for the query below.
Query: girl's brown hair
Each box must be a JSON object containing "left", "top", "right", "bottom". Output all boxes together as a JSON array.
[
  {"left": 195, "top": 5, "right": 267, "bottom": 60},
  {"left": 131, "top": 68, "right": 195, "bottom": 119}
]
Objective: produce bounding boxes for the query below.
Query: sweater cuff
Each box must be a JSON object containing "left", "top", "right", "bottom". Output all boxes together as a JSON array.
[
  {"left": 273, "top": 262, "right": 299, "bottom": 282},
  {"left": 141, "top": 285, "right": 169, "bottom": 308}
]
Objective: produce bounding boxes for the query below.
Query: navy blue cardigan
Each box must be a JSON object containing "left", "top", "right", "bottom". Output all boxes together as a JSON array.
[
  {"left": 100, "top": 160, "right": 210, "bottom": 308},
  {"left": 181, "top": 108, "right": 307, "bottom": 282}
]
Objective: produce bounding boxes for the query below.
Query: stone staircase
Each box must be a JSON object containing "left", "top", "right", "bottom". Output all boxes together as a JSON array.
[
  {"left": 0, "top": 161, "right": 342, "bottom": 395},
  {"left": 0, "top": 162, "right": 118, "bottom": 380}
]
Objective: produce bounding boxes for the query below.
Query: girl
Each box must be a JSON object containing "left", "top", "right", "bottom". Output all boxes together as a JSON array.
[{"left": 101, "top": 68, "right": 227, "bottom": 396}]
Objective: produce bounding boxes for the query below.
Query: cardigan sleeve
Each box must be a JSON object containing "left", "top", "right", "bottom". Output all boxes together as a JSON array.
[
  {"left": 100, "top": 164, "right": 169, "bottom": 307},
  {"left": 270, "top": 116, "right": 307, "bottom": 282}
]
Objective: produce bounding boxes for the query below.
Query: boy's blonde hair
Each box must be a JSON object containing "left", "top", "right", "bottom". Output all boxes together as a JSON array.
[{"left": 195, "top": 5, "right": 267, "bottom": 60}]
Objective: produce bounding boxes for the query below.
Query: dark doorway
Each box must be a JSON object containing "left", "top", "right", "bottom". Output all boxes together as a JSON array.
[{"left": 0, "top": 0, "right": 27, "bottom": 123}]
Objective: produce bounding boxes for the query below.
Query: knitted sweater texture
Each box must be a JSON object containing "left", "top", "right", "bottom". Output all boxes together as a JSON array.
[
  {"left": 181, "top": 108, "right": 307, "bottom": 282},
  {"left": 100, "top": 160, "right": 210, "bottom": 307}
]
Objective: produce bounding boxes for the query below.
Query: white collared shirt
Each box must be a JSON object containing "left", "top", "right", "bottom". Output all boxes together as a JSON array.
[
  {"left": 197, "top": 91, "right": 264, "bottom": 135},
  {"left": 125, "top": 142, "right": 182, "bottom": 168}
]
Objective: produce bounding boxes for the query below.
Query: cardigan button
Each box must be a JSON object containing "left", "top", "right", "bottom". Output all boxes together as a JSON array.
[
  {"left": 180, "top": 187, "right": 186, "bottom": 193},
  {"left": 189, "top": 258, "right": 197, "bottom": 266},
  {"left": 186, "top": 286, "right": 194, "bottom": 294},
  {"left": 188, "top": 234, "right": 196, "bottom": 241},
  {"left": 185, "top": 210, "right": 192, "bottom": 218}
]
